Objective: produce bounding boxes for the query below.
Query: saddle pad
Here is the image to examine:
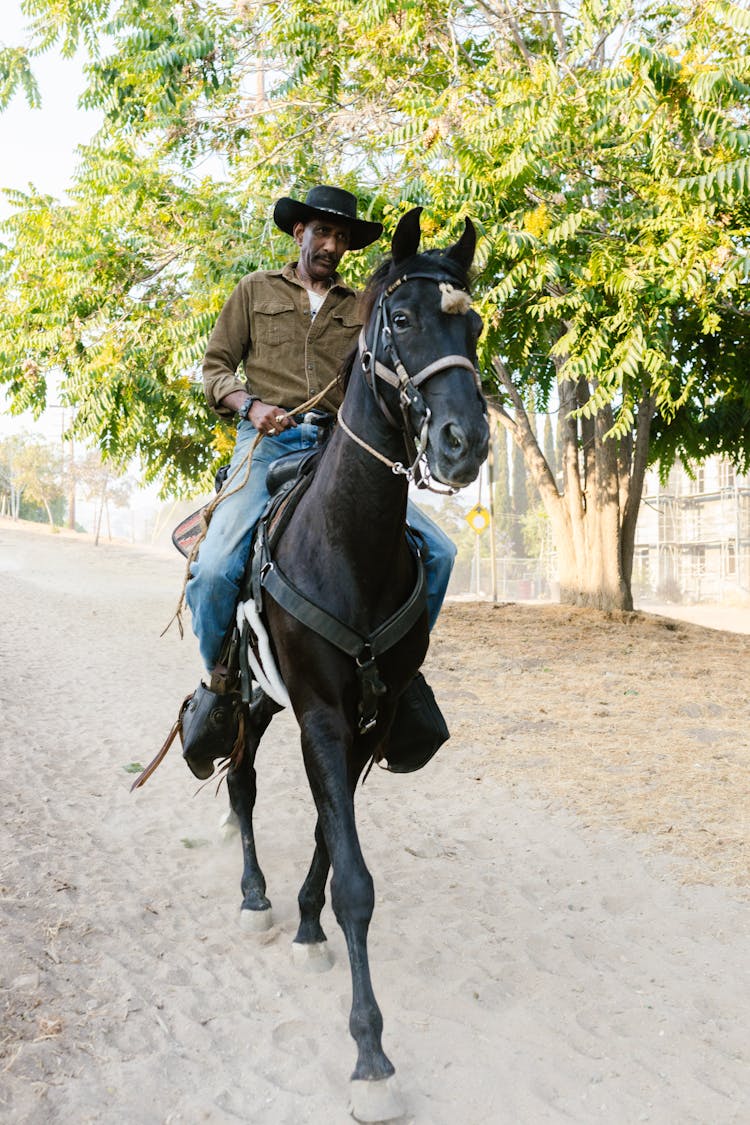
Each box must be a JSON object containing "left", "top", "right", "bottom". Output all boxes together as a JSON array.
[
  {"left": 170, "top": 464, "right": 304, "bottom": 562},
  {"left": 172, "top": 507, "right": 206, "bottom": 558},
  {"left": 237, "top": 599, "right": 291, "bottom": 709}
]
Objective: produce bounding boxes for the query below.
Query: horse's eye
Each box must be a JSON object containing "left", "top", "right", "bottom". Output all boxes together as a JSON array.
[{"left": 392, "top": 311, "right": 411, "bottom": 330}]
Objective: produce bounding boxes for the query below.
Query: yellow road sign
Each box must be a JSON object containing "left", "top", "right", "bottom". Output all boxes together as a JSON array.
[{"left": 465, "top": 504, "right": 490, "bottom": 534}]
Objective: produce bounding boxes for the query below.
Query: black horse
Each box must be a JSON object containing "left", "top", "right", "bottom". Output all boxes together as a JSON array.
[{"left": 194, "top": 208, "right": 488, "bottom": 1119}]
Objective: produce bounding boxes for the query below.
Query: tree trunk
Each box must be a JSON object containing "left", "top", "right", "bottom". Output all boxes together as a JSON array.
[
  {"left": 94, "top": 478, "right": 108, "bottom": 546},
  {"left": 489, "top": 362, "right": 655, "bottom": 612},
  {"left": 555, "top": 501, "right": 631, "bottom": 610},
  {"left": 67, "top": 445, "right": 76, "bottom": 530}
]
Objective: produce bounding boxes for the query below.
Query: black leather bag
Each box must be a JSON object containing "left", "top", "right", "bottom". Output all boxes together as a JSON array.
[
  {"left": 381, "top": 673, "right": 450, "bottom": 773},
  {"left": 181, "top": 682, "right": 241, "bottom": 779}
]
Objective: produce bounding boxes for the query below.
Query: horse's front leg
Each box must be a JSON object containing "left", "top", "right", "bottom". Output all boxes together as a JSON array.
[
  {"left": 226, "top": 694, "right": 277, "bottom": 931},
  {"left": 300, "top": 708, "right": 399, "bottom": 1113}
]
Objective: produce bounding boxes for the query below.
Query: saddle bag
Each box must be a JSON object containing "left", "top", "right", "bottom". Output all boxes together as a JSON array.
[{"left": 381, "top": 672, "right": 450, "bottom": 773}]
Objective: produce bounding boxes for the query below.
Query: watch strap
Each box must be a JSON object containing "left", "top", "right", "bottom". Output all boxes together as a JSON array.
[{"left": 238, "top": 395, "right": 259, "bottom": 420}]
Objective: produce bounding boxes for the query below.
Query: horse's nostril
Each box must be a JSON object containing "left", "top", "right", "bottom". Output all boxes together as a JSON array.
[{"left": 444, "top": 423, "right": 466, "bottom": 454}]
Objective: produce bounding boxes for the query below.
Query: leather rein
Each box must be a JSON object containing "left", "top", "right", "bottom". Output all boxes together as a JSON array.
[{"left": 338, "top": 270, "right": 482, "bottom": 494}]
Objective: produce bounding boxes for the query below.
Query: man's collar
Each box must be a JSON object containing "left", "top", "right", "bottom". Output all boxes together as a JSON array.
[{"left": 280, "top": 261, "right": 356, "bottom": 295}]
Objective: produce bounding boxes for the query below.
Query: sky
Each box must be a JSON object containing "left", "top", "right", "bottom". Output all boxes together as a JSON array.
[
  {"left": 0, "top": 3, "right": 100, "bottom": 221},
  {"left": 0, "top": 4, "right": 149, "bottom": 533},
  {"left": 0, "top": 2, "right": 99, "bottom": 442}
]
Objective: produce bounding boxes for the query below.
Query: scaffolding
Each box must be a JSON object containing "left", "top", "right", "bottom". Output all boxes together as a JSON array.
[{"left": 632, "top": 461, "right": 750, "bottom": 604}]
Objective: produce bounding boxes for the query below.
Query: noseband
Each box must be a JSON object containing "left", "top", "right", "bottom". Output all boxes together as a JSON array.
[{"left": 338, "top": 270, "right": 482, "bottom": 493}]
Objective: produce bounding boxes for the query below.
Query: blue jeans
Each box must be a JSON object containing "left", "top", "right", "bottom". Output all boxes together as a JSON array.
[{"left": 186, "top": 420, "right": 457, "bottom": 670}]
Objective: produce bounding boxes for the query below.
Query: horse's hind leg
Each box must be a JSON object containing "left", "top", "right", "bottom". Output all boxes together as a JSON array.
[
  {"left": 227, "top": 694, "right": 278, "bottom": 931},
  {"left": 293, "top": 819, "right": 333, "bottom": 971}
]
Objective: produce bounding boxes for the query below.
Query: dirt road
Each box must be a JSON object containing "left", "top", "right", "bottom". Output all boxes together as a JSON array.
[{"left": 1, "top": 520, "right": 748, "bottom": 1124}]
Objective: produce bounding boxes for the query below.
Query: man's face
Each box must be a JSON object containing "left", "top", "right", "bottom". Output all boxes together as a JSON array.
[{"left": 294, "top": 217, "right": 352, "bottom": 282}]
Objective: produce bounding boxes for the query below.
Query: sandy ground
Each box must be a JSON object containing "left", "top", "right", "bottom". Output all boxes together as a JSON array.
[{"left": 1, "top": 518, "right": 748, "bottom": 1125}]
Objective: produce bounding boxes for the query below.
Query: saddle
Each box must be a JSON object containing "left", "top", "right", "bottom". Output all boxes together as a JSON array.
[{"left": 170, "top": 430, "right": 324, "bottom": 561}]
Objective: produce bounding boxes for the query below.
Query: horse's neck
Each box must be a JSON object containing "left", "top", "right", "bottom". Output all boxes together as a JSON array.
[{"left": 315, "top": 366, "right": 409, "bottom": 561}]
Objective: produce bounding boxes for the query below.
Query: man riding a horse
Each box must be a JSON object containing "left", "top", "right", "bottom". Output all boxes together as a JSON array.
[
  {"left": 155, "top": 190, "right": 489, "bottom": 1117},
  {"left": 184, "top": 185, "right": 458, "bottom": 742}
]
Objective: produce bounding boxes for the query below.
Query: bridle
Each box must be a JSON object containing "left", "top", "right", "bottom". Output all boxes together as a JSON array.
[{"left": 337, "top": 269, "right": 483, "bottom": 494}]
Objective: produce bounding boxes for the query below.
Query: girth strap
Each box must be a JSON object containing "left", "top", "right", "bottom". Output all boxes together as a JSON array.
[{"left": 260, "top": 550, "right": 427, "bottom": 733}]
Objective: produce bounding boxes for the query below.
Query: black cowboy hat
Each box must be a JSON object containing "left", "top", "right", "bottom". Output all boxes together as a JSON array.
[{"left": 273, "top": 185, "right": 383, "bottom": 251}]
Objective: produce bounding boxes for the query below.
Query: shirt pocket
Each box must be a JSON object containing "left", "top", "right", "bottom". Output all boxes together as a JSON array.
[
  {"left": 253, "top": 298, "right": 297, "bottom": 347},
  {"left": 328, "top": 307, "right": 363, "bottom": 365}
]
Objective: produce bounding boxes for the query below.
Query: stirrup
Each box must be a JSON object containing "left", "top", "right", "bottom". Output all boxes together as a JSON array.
[
  {"left": 380, "top": 673, "right": 450, "bottom": 774},
  {"left": 181, "top": 681, "right": 242, "bottom": 780}
]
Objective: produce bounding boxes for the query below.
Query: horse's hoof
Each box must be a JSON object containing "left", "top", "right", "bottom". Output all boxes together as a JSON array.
[
  {"left": 239, "top": 906, "right": 273, "bottom": 933},
  {"left": 349, "top": 1076, "right": 403, "bottom": 1123},
  {"left": 218, "top": 808, "right": 240, "bottom": 842},
  {"left": 292, "top": 940, "right": 332, "bottom": 973}
]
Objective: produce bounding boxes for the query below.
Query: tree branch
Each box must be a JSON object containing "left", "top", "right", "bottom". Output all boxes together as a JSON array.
[
  {"left": 491, "top": 357, "right": 561, "bottom": 507},
  {"left": 474, "top": 0, "right": 536, "bottom": 68}
]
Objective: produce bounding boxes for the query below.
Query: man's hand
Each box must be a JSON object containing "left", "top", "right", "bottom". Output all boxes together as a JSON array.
[
  {"left": 249, "top": 400, "right": 298, "bottom": 436},
  {"left": 220, "top": 390, "right": 297, "bottom": 435}
]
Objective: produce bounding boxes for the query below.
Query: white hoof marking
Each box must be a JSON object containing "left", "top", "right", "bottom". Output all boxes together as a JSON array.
[
  {"left": 239, "top": 907, "right": 273, "bottom": 933},
  {"left": 349, "top": 1076, "right": 403, "bottom": 1122},
  {"left": 291, "top": 940, "right": 333, "bottom": 973}
]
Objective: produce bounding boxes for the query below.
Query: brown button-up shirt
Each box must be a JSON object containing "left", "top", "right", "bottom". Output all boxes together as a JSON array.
[{"left": 202, "top": 263, "right": 363, "bottom": 418}]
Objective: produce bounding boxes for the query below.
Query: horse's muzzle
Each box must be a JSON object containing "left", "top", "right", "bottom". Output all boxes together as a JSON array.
[{"left": 430, "top": 416, "right": 489, "bottom": 488}]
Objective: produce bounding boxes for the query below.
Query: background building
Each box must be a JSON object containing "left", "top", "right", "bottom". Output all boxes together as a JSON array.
[{"left": 633, "top": 459, "right": 750, "bottom": 605}]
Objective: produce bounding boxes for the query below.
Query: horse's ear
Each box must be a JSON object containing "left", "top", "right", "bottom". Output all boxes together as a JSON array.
[
  {"left": 391, "top": 207, "right": 423, "bottom": 264},
  {"left": 446, "top": 218, "right": 476, "bottom": 273}
]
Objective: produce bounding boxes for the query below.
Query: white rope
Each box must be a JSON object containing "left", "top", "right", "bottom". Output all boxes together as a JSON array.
[
  {"left": 237, "top": 601, "right": 291, "bottom": 709},
  {"left": 337, "top": 412, "right": 409, "bottom": 475}
]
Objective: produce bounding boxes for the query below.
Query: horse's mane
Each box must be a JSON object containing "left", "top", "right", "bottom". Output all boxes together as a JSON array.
[{"left": 339, "top": 248, "right": 472, "bottom": 389}]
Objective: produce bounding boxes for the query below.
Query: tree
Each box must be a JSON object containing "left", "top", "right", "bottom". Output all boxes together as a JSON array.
[
  {"left": 510, "top": 421, "right": 527, "bottom": 557},
  {"left": 0, "top": 434, "right": 26, "bottom": 519},
  {"left": 18, "top": 439, "right": 64, "bottom": 527},
  {"left": 543, "top": 414, "right": 556, "bottom": 484},
  {"left": 456, "top": 2, "right": 750, "bottom": 609},
  {"left": 0, "top": 433, "right": 64, "bottom": 526},
  {"left": 1, "top": 0, "right": 749, "bottom": 607},
  {"left": 77, "top": 450, "right": 134, "bottom": 544}
]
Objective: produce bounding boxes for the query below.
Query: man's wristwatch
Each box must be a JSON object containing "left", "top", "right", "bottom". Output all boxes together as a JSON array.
[{"left": 238, "top": 395, "right": 259, "bottom": 421}]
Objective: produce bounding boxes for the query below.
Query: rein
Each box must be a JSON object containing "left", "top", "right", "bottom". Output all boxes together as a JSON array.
[
  {"left": 337, "top": 410, "right": 429, "bottom": 483},
  {"left": 338, "top": 270, "right": 481, "bottom": 494}
]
